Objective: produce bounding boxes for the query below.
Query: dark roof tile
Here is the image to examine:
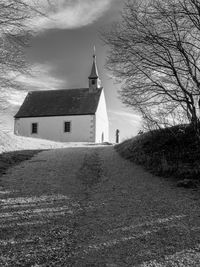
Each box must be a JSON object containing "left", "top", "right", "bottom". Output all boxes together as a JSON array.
[{"left": 15, "top": 88, "right": 102, "bottom": 118}]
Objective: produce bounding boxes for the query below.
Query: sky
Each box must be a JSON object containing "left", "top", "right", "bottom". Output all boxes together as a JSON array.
[{"left": 2, "top": 0, "right": 141, "bottom": 142}]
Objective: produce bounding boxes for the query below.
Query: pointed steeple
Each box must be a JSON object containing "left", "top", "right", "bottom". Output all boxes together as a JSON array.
[
  {"left": 89, "top": 46, "right": 101, "bottom": 92},
  {"left": 89, "top": 54, "right": 98, "bottom": 79}
]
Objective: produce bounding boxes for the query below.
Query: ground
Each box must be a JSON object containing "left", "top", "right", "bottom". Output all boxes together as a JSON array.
[{"left": 1, "top": 145, "right": 200, "bottom": 266}]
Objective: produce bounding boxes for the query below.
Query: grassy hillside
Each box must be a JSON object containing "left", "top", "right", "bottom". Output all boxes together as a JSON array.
[
  {"left": 0, "top": 131, "right": 89, "bottom": 154},
  {"left": 115, "top": 125, "right": 200, "bottom": 182}
]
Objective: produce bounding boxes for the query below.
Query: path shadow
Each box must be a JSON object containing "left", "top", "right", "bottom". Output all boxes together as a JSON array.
[{"left": 0, "top": 150, "right": 44, "bottom": 177}]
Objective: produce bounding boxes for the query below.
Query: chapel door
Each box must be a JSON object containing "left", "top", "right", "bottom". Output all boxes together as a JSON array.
[{"left": 101, "top": 132, "right": 104, "bottom": 143}]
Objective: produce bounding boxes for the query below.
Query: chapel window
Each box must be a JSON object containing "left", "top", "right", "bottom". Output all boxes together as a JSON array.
[
  {"left": 31, "top": 123, "right": 38, "bottom": 134},
  {"left": 64, "top": 121, "right": 71, "bottom": 133}
]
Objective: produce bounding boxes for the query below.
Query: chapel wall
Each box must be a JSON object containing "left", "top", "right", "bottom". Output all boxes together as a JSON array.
[{"left": 14, "top": 115, "right": 95, "bottom": 142}]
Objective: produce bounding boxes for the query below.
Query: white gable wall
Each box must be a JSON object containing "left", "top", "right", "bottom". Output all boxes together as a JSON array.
[
  {"left": 14, "top": 115, "right": 95, "bottom": 142},
  {"left": 95, "top": 89, "right": 109, "bottom": 142}
]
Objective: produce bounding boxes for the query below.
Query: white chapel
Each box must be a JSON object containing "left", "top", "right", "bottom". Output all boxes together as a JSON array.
[{"left": 14, "top": 53, "right": 109, "bottom": 143}]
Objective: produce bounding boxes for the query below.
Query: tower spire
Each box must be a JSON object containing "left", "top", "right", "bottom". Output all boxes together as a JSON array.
[
  {"left": 89, "top": 46, "right": 98, "bottom": 79},
  {"left": 89, "top": 46, "right": 101, "bottom": 92}
]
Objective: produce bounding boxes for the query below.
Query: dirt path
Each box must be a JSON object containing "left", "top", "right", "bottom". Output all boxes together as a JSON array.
[{"left": 1, "top": 146, "right": 200, "bottom": 266}]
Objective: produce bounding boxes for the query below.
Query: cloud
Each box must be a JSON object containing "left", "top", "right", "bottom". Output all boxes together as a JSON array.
[
  {"left": 15, "top": 64, "right": 65, "bottom": 91},
  {"left": 109, "top": 110, "right": 141, "bottom": 122},
  {"left": 28, "top": 0, "right": 113, "bottom": 31},
  {"left": 6, "top": 90, "right": 27, "bottom": 107},
  {"left": 2, "top": 63, "right": 65, "bottom": 108},
  {"left": 108, "top": 110, "right": 142, "bottom": 128},
  {"left": 0, "top": 87, "right": 27, "bottom": 111}
]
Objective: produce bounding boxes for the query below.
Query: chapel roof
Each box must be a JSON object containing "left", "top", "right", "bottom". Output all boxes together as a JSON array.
[{"left": 14, "top": 88, "right": 102, "bottom": 118}]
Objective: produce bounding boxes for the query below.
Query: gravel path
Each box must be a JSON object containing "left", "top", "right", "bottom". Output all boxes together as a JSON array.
[{"left": 0, "top": 146, "right": 200, "bottom": 266}]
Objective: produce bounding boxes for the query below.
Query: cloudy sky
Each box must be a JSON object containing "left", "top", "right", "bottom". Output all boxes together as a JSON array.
[{"left": 3, "top": 0, "right": 141, "bottom": 142}]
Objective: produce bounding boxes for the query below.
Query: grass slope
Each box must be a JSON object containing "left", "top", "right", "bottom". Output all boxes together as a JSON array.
[
  {"left": 116, "top": 124, "right": 200, "bottom": 181},
  {"left": 0, "top": 131, "right": 70, "bottom": 154},
  {"left": 0, "top": 150, "right": 43, "bottom": 178}
]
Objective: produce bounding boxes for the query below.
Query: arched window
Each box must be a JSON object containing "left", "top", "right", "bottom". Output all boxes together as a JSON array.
[{"left": 101, "top": 132, "right": 104, "bottom": 142}]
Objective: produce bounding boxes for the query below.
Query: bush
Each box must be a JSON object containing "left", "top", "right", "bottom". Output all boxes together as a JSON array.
[{"left": 115, "top": 124, "right": 200, "bottom": 181}]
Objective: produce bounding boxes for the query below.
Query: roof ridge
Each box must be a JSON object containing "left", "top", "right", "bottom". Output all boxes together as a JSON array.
[
  {"left": 29, "top": 87, "right": 103, "bottom": 94},
  {"left": 29, "top": 88, "right": 90, "bottom": 93}
]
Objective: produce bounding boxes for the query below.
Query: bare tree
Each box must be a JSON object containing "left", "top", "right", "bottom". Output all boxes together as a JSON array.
[
  {"left": 0, "top": 1, "right": 37, "bottom": 87},
  {"left": 140, "top": 103, "right": 189, "bottom": 132},
  {"left": 103, "top": 0, "right": 200, "bottom": 134},
  {"left": 0, "top": 1, "right": 51, "bottom": 113}
]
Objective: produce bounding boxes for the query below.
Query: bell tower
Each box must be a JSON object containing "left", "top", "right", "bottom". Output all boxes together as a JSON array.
[{"left": 88, "top": 47, "right": 101, "bottom": 92}]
